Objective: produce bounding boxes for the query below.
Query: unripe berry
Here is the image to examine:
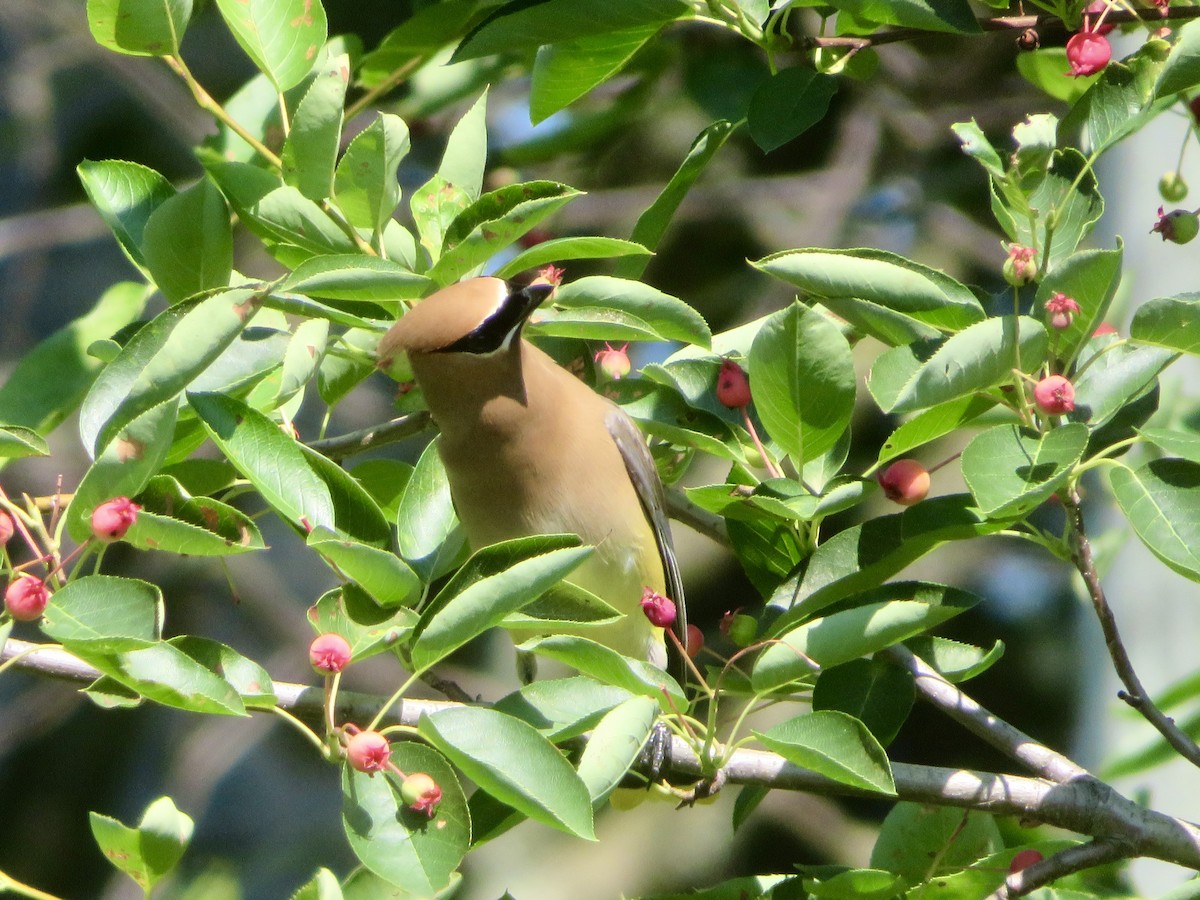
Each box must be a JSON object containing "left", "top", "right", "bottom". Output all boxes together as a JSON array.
[
  {"left": 593, "top": 343, "right": 632, "bottom": 380},
  {"left": 1008, "top": 849, "right": 1045, "bottom": 874},
  {"left": 0, "top": 510, "right": 13, "bottom": 545},
  {"left": 720, "top": 609, "right": 758, "bottom": 647},
  {"left": 1044, "top": 292, "right": 1081, "bottom": 330},
  {"left": 5, "top": 575, "right": 49, "bottom": 621},
  {"left": 640, "top": 587, "right": 676, "bottom": 629},
  {"left": 1065, "top": 31, "right": 1111, "bottom": 77},
  {"left": 878, "top": 459, "right": 931, "bottom": 506},
  {"left": 716, "top": 359, "right": 751, "bottom": 409},
  {"left": 90, "top": 497, "right": 140, "bottom": 543},
  {"left": 400, "top": 772, "right": 443, "bottom": 818},
  {"left": 1159, "top": 172, "right": 1189, "bottom": 204},
  {"left": 1034, "top": 375, "right": 1076, "bottom": 416},
  {"left": 309, "top": 633, "right": 352, "bottom": 674},
  {"left": 346, "top": 730, "right": 391, "bottom": 774},
  {"left": 1002, "top": 245, "right": 1037, "bottom": 286},
  {"left": 684, "top": 624, "right": 704, "bottom": 659},
  {"left": 1151, "top": 206, "right": 1199, "bottom": 244}
]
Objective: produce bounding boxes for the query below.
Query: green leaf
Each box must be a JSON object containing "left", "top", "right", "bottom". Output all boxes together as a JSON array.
[
  {"left": 410, "top": 175, "right": 473, "bottom": 262},
  {"left": 754, "top": 587, "right": 980, "bottom": 693},
  {"left": 41, "top": 575, "right": 162, "bottom": 652},
  {"left": 349, "top": 458, "right": 413, "bottom": 522},
  {"left": 78, "top": 160, "right": 175, "bottom": 271},
  {"left": 293, "top": 869, "right": 344, "bottom": 900},
  {"left": 1072, "top": 341, "right": 1174, "bottom": 428},
  {"left": 452, "top": 0, "right": 690, "bottom": 61},
  {"left": 281, "top": 255, "right": 429, "bottom": 302},
  {"left": 576, "top": 695, "right": 658, "bottom": 803},
  {"left": 531, "top": 276, "right": 711, "bottom": 346},
  {"left": 1111, "top": 459, "right": 1200, "bottom": 582},
  {"left": 142, "top": 179, "right": 234, "bottom": 302},
  {"left": 342, "top": 744, "right": 468, "bottom": 897},
  {"left": 419, "top": 707, "right": 596, "bottom": 840},
  {"left": 214, "top": 0, "right": 327, "bottom": 91},
  {"left": 803, "top": 868, "right": 905, "bottom": 899},
  {"left": 89, "top": 797, "right": 193, "bottom": 893},
  {"left": 250, "top": 186, "right": 358, "bottom": 257},
  {"left": 412, "top": 539, "right": 592, "bottom": 671},
  {"left": 961, "top": 423, "right": 1089, "bottom": 519},
  {"left": 397, "top": 439, "right": 463, "bottom": 582},
  {"left": 168, "top": 636, "right": 276, "bottom": 708},
  {"left": 493, "top": 677, "right": 633, "bottom": 740},
  {"left": 614, "top": 120, "right": 735, "bottom": 281},
  {"left": 868, "top": 316, "right": 1048, "bottom": 415},
  {"left": 334, "top": 113, "right": 410, "bottom": 233},
  {"left": 754, "top": 247, "right": 984, "bottom": 335},
  {"left": 307, "top": 528, "right": 421, "bottom": 607},
  {"left": 126, "top": 475, "right": 265, "bottom": 556},
  {"left": 951, "top": 120, "right": 1005, "bottom": 181},
  {"left": 877, "top": 395, "right": 994, "bottom": 465},
  {"left": 88, "top": 641, "right": 247, "bottom": 715},
  {"left": 833, "top": 0, "right": 979, "bottom": 33},
  {"left": 870, "top": 803, "right": 1001, "bottom": 883},
  {"left": 281, "top": 54, "right": 350, "bottom": 202},
  {"left": 80, "top": 288, "right": 261, "bottom": 456},
  {"left": 87, "top": 0, "right": 191, "bottom": 56},
  {"left": 358, "top": 0, "right": 482, "bottom": 86},
  {"left": 439, "top": 91, "right": 489, "bottom": 202},
  {"left": 246, "top": 317, "right": 329, "bottom": 412},
  {"left": 519, "top": 635, "right": 687, "bottom": 711},
  {"left": 530, "top": 26, "right": 660, "bottom": 123},
  {"left": 747, "top": 67, "right": 838, "bottom": 152},
  {"left": 430, "top": 181, "right": 583, "bottom": 285},
  {"left": 1037, "top": 246, "right": 1124, "bottom": 368},
  {"left": 1016, "top": 49, "right": 1097, "bottom": 103},
  {"left": 308, "top": 585, "right": 418, "bottom": 662},
  {"left": 749, "top": 303, "right": 855, "bottom": 467},
  {"left": 908, "top": 635, "right": 1005, "bottom": 683},
  {"left": 1005, "top": 148, "right": 1103, "bottom": 261},
  {"left": 0, "top": 283, "right": 146, "bottom": 435},
  {"left": 1062, "top": 40, "right": 1172, "bottom": 157},
  {"left": 493, "top": 237, "right": 651, "bottom": 281},
  {"left": 813, "top": 658, "right": 915, "bottom": 747},
  {"left": 0, "top": 425, "right": 49, "bottom": 459},
  {"left": 755, "top": 710, "right": 895, "bottom": 794},
  {"left": 1139, "top": 427, "right": 1200, "bottom": 464},
  {"left": 1157, "top": 19, "right": 1200, "bottom": 97},
  {"left": 1130, "top": 293, "right": 1200, "bottom": 354}
]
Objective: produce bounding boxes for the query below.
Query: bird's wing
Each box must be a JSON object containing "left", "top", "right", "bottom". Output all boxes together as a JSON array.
[{"left": 605, "top": 407, "right": 687, "bottom": 668}]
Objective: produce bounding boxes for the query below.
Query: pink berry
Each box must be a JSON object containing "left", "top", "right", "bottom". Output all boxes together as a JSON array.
[
  {"left": 90, "top": 497, "right": 140, "bottom": 543},
  {"left": 878, "top": 459, "right": 931, "bottom": 506},
  {"left": 594, "top": 343, "right": 632, "bottom": 380},
  {"left": 1009, "top": 849, "right": 1045, "bottom": 874},
  {"left": 1034, "top": 375, "right": 1076, "bottom": 416},
  {"left": 346, "top": 731, "right": 391, "bottom": 774},
  {"left": 5, "top": 575, "right": 49, "bottom": 622},
  {"left": 685, "top": 624, "right": 704, "bottom": 659},
  {"left": 716, "top": 359, "right": 751, "bottom": 409},
  {"left": 640, "top": 587, "right": 677, "bottom": 629},
  {"left": 1065, "top": 31, "right": 1111, "bottom": 77},
  {"left": 1044, "top": 292, "right": 1081, "bottom": 330},
  {"left": 400, "top": 772, "right": 443, "bottom": 818},
  {"left": 1093, "top": 322, "right": 1117, "bottom": 337},
  {"left": 309, "top": 633, "right": 352, "bottom": 674},
  {"left": 0, "top": 510, "right": 13, "bottom": 545}
]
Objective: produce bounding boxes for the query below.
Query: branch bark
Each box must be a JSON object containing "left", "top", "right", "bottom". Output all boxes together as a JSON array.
[{"left": 6, "top": 638, "right": 1200, "bottom": 873}]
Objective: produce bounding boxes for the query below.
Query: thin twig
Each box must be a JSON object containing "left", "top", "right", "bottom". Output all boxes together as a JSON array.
[
  {"left": 1062, "top": 487, "right": 1200, "bottom": 770},
  {"left": 306, "top": 412, "right": 433, "bottom": 460},
  {"left": 989, "top": 838, "right": 1130, "bottom": 899},
  {"left": 664, "top": 487, "right": 729, "bottom": 545}
]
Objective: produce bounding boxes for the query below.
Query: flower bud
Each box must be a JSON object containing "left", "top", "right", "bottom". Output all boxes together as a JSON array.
[
  {"left": 878, "top": 459, "right": 931, "bottom": 506},
  {"left": 309, "top": 633, "right": 352, "bottom": 674},
  {"left": 640, "top": 587, "right": 677, "bottom": 629},
  {"left": 1044, "top": 292, "right": 1081, "bottom": 330},
  {"left": 1033, "top": 375, "right": 1075, "bottom": 416},
  {"left": 1065, "top": 31, "right": 1111, "bottom": 77},
  {"left": 400, "top": 773, "right": 443, "bottom": 818},
  {"left": 90, "top": 497, "right": 140, "bottom": 543},
  {"left": 5, "top": 575, "right": 49, "bottom": 622},
  {"left": 594, "top": 343, "right": 632, "bottom": 381},
  {"left": 0, "top": 510, "right": 13, "bottom": 546},
  {"left": 684, "top": 624, "right": 704, "bottom": 659},
  {"left": 1151, "top": 206, "right": 1199, "bottom": 244},
  {"left": 715, "top": 359, "right": 751, "bottom": 409},
  {"left": 346, "top": 731, "right": 391, "bottom": 774},
  {"left": 1159, "top": 172, "right": 1189, "bottom": 204},
  {"left": 1002, "top": 245, "right": 1037, "bottom": 287}
]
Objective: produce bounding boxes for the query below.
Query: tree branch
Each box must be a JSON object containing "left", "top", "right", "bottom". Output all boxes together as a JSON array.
[
  {"left": 990, "top": 839, "right": 1131, "bottom": 899},
  {"left": 307, "top": 411, "right": 432, "bottom": 461},
  {"left": 1062, "top": 487, "right": 1200, "bottom": 770},
  {"left": 7, "top": 638, "right": 1200, "bottom": 873}
]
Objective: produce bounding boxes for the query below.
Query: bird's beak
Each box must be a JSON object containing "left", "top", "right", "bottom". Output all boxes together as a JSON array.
[{"left": 508, "top": 282, "right": 555, "bottom": 325}]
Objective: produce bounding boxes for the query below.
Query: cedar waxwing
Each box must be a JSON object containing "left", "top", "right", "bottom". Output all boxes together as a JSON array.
[{"left": 378, "top": 276, "right": 686, "bottom": 675}]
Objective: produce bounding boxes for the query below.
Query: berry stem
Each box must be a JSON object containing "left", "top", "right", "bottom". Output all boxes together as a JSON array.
[
  {"left": 270, "top": 705, "right": 329, "bottom": 755},
  {"left": 741, "top": 408, "right": 785, "bottom": 479}
]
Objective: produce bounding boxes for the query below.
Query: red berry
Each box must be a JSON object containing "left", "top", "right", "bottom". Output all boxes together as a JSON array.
[
  {"left": 1044, "top": 292, "right": 1081, "bottom": 330},
  {"left": 594, "top": 343, "right": 632, "bottom": 381},
  {"left": 346, "top": 731, "right": 391, "bottom": 774},
  {"left": 1065, "top": 31, "right": 1111, "bottom": 77},
  {"left": 518, "top": 228, "right": 552, "bottom": 249},
  {"left": 878, "top": 459, "right": 931, "bottom": 506},
  {"left": 309, "top": 633, "right": 352, "bottom": 674},
  {"left": 5, "top": 575, "right": 49, "bottom": 621},
  {"left": 1009, "top": 849, "right": 1045, "bottom": 874},
  {"left": 684, "top": 624, "right": 704, "bottom": 659},
  {"left": 0, "top": 510, "right": 13, "bottom": 545},
  {"left": 400, "top": 772, "right": 443, "bottom": 818},
  {"left": 716, "top": 359, "right": 751, "bottom": 409},
  {"left": 1093, "top": 322, "right": 1117, "bottom": 337},
  {"left": 90, "top": 497, "right": 140, "bottom": 543},
  {"left": 1034, "top": 375, "right": 1076, "bottom": 416},
  {"left": 640, "top": 587, "right": 677, "bottom": 629}
]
